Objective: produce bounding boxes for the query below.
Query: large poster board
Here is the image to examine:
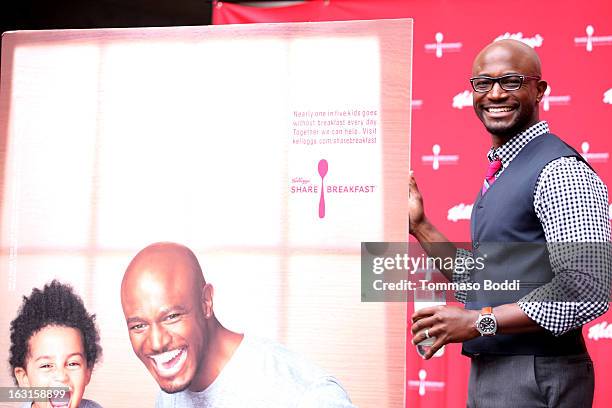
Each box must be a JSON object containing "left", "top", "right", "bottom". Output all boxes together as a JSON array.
[{"left": 0, "top": 19, "right": 412, "bottom": 407}]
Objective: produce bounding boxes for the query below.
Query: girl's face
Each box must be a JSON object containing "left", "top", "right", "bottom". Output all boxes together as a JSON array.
[{"left": 14, "top": 325, "right": 92, "bottom": 408}]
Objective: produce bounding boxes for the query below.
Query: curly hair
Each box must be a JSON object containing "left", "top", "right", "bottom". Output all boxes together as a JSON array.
[{"left": 9, "top": 280, "right": 102, "bottom": 383}]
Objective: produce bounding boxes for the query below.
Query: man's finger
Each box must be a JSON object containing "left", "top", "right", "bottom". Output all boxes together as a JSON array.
[
  {"left": 411, "top": 324, "right": 438, "bottom": 345},
  {"left": 424, "top": 336, "right": 446, "bottom": 360},
  {"left": 408, "top": 173, "right": 418, "bottom": 193},
  {"left": 411, "top": 315, "right": 437, "bottom": 336},
  {"left": 411, "top": 305, "right": 443, "bottom": 322}
]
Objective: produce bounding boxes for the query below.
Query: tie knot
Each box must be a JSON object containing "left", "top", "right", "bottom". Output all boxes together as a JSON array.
[{"left": 486, "top": 158, "right": 502, "bottom": 178}]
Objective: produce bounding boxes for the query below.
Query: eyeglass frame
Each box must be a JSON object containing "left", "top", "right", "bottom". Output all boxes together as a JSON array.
[{"left": 469, "top": 74, "right": 542, "bottom": 93}]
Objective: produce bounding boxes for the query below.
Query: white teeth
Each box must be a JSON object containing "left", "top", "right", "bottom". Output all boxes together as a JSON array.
[
  {"left": 487, "top": 107, "right": 513, "bottom": 113},
  {"left": 151, "top": 348, "right": 183, "bottom": 364},
  {"left": 149, "top": 348, "right": 187, "bottom": 377}
]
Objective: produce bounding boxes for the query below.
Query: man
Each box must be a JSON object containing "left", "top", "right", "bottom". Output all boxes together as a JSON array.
[
  {"left": 120, "top": 242, "right": 356, "bottom": 408},
  {"left": 408, "top": 39, "right": 611, "bottom": 407}
]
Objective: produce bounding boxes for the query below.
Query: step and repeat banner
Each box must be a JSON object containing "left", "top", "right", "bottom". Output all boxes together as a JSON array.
[
  {"left": 213, "top": 1, "right": 612, "bottom": 407},
  {"left": 0, "top": 20, "right": 412, "bottom": 407}
]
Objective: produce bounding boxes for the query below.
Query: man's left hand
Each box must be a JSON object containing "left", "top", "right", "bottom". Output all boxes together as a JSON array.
[{"left": 411, "top": 305, "right": 480, "bottom": 359}]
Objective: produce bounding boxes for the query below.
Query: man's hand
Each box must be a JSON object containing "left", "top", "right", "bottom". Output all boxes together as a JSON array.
[
  {"left": 411, "top": 305, "right": 480, "bottom": 359},
  {"left": 408, "top": 172, "right": 427, "bottom": 237},
  {"left": 407, "top": 172, "right": 456, "bottom": 280}
]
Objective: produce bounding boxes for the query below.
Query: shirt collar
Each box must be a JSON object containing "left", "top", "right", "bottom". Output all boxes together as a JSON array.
[{"left": 487, "top": 121, "right": 549, "bottom": 167}]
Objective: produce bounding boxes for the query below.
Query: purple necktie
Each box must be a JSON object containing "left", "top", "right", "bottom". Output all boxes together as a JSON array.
[{"left": 482, "top": 158, "right": 502, "bottom": 195}]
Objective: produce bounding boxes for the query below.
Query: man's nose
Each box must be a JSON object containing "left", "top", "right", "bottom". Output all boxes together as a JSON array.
[
  {"left": 488, "top": 81, "right": 508, "bottom": 98},
  {"left": 149, "top": 323, "right": 171, "bottom": 352}
]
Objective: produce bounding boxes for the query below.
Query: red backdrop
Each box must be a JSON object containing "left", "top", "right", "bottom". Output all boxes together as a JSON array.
[{"left": 213, "top": 1, "right": 612, "bottom": 406}]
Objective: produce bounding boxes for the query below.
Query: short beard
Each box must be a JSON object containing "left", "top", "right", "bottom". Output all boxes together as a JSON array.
[
  {"left": 484, "top": 121, "right": 521, "bottom": 140},
  {"left": 479, "top": 106, "right": 537, "bottom": 140}
]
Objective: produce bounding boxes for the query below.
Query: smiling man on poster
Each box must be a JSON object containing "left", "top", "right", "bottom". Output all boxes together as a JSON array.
[
  {"left": 120, "top": 242, "right": 356, "bottom": 408},
  {"left": 408, "top": 39, "right": 611, "bottom": 407}
]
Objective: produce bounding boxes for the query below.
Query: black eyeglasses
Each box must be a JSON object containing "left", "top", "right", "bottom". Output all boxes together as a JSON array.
[{"left": 469, "top": 74, "right": 541, "bottom": 93}]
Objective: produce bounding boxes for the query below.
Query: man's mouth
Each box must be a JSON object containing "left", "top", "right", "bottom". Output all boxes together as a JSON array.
[
  {"left": 48, "top": 391, "right": 71, "bottom": 408},
  {"left": 149, "top": 347, "right": 187, "bottom": 377},
  {"left": 484, "top": 106, "right": 515, "bottom": 114}
]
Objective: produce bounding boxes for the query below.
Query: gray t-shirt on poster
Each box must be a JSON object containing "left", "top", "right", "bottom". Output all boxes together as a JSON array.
[
  {"left": 155, "top": 335, "right": 356, "bottom": 408},
  {"left": 21, "top": 398, "right": 102, "bottom": 408}
]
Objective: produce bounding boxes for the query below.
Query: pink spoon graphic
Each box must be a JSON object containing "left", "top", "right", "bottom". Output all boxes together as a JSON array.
[{"left": 318, "top": 159, "right": 328, "bottom": 218}]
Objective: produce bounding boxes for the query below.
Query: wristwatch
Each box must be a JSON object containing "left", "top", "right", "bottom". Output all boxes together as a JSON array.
[{"left": 475, "top": 306, "right": 497, "bottom": 336}]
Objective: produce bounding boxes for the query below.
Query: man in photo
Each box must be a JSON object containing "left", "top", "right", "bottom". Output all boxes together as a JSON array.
[{"left": 120, "top": 242, "right": 356, "bottom": 408}]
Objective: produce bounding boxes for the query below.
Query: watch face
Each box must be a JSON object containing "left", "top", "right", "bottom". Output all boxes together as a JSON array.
[{"left": 478, "top": 316, "right": 496, "bottom": 333}]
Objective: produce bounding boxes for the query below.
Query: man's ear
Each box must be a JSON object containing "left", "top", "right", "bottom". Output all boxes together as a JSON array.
[
  {"left": 14, "top": 367, "right": 30, "bottom": 387},
  {"left": 535, "top": 79, "right": 548, "bottom": 103},
  {"left": 202, "top": 283, "right": 214, "bottom": 319}
]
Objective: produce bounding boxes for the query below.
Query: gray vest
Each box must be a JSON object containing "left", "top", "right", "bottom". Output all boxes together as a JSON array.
[{"left": 463, "top": 133, "right": 588, "bottom": 356}]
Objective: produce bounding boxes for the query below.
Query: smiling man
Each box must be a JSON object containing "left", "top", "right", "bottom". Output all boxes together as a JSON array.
[
  {"left": 120, "top": 242, "right": 356, "bottom": 408},
  {"left": 408, "top": 39, "right": 611, "bottom": 407}
]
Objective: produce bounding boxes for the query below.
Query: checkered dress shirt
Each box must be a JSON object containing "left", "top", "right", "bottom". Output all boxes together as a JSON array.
[{"left": 453, "top": 121, "right": 612, "bottom": 335}]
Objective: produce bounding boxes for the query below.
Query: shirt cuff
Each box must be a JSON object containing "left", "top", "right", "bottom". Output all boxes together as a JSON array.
[
  {"left": 517, "top": 300, "right": 609, "bottom": 336},
  {"left": 452, "top": 248, "right": 472, "bottom": 303}
]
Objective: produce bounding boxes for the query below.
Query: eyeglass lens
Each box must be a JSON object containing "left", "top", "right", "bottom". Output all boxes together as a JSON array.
[{"left": 472, "top": 75, "right": 523, "bottom": 92}]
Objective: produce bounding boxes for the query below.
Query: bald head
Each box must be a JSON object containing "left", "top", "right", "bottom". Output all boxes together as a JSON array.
[
  {"left": 473, "top": 39, "right": 542, "bottom": 77},
  {"left": 122, "top": 242, "right": 205, "bottom": 296}
]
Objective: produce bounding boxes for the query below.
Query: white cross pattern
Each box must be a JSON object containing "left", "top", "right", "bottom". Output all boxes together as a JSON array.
[
  {"left": 407, "top": 369, "right": 445, "bottom": 396},
  {"left": 542, "top": 85, "right": 571, "bottom": 112},
  {"left": 580, "top": 141, "right": 609, "bottom": 163},
  {"left": 574, "top": 25, "right": 612, "bottom": 52},
  {"left": 424, "top": 32, "right": 462, "bottom": 58},
  {"left": 421, "top": 144, "right": 459, "bottom": 170}
]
